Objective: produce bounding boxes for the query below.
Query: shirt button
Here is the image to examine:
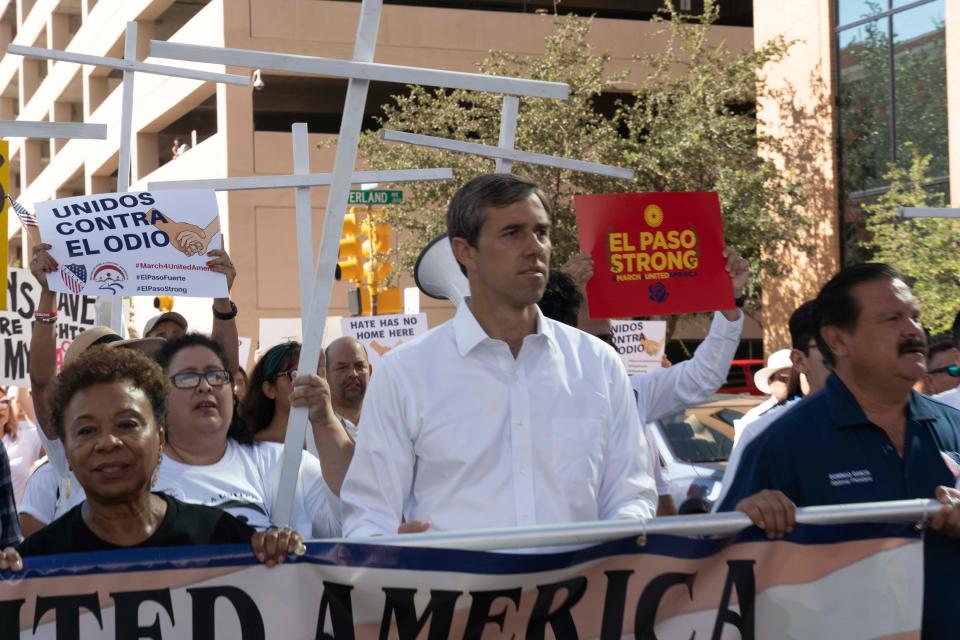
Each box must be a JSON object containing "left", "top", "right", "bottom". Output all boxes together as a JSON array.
[
  {"left": 520, "top": 513, "right": 529, "bottom": 520},
  {"left": 515, "top": 420, "right": 524, "bottom": 427},
  {"left": 512, "top": 373, "right": 519, "bottom": 381},
  {"left": 519, "top": 467, "right": 527, "bottom": 475}
]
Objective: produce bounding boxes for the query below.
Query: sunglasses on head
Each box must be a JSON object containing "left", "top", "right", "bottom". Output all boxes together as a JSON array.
[{"left": 928, "top": 364, "right": 960, "bottom": 377}]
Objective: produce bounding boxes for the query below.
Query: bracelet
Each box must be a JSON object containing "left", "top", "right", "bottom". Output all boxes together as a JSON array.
[
  {"left": 34, "top": 310, "right": 58, "bottom": 319},
  {"left": 212, "top": 300, "right": 238, "bottom": 321},
  {"left": 34, "top": 316, "right": 57, "bottom": 325}
]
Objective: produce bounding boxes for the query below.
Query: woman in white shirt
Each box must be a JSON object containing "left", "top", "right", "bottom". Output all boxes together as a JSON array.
[{"left": 0, "top": 387, "right": 44, "bottom": 505}]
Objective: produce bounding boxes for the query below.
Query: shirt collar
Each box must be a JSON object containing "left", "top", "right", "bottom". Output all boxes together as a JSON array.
[
  {"left": 453, "top": 298, "right": 556, "bottom": 357},
  {"left": 825, "top": 372, "right": 938, "bottom": 428}
]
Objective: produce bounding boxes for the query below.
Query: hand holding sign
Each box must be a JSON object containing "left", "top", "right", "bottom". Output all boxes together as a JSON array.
[
  {"left": 29, "top": 243, "right": 58, "bottom": 290},
  {"left": 560, "top": 252, "right": 594, "bottom": 289},
  {"left": 723, "top": 246, "right": 750, "bottom": 299}
]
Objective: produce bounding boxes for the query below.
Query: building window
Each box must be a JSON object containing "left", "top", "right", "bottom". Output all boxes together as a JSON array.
[{"left": 835, "top": 0, "right": 947, "bottom": 264}]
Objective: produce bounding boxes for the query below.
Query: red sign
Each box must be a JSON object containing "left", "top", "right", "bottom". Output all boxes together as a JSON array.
[{"left": 575, "top": 192, "right": 733, "bottom": 318}]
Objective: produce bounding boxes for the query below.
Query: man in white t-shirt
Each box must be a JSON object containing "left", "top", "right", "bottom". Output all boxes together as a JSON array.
[{"left": 341, "top": 174, "right": 656, "bottom": 537}]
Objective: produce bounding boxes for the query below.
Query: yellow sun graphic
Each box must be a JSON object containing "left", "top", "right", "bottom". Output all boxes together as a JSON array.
[{"left": 644, "top": 204, "right": 664, "bottom": 228}]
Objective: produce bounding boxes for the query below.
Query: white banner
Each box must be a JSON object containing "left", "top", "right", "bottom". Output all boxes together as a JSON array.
[
  {"left": 340, "top": 313, "right": 427, "bottom": 365},
  {"left": 0, "top": 523, "right": 924, "bottom": 639},
  {"left": 1, "top": 268, "right": 96, "bottom": 385},
  {"left": 611, "top": 319, "right": 667, "bottom": 374},
  {"left": 36, "top": 190, "right": 228, "bottom": 299}
]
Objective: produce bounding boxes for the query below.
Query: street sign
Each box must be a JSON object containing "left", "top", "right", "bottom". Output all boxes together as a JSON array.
[{"left": 348, "top": 189, "right": 404, "bottom": 205}]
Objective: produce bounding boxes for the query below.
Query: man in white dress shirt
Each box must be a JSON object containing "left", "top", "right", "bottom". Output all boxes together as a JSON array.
[{"left": 341, "top": 174, "right": 657, "bottom": 536}]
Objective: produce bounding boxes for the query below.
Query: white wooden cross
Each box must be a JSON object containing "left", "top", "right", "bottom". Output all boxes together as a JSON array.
[
  {"left": 0, "top": 121, "right": 106, "bottom": 139},
  {"left": 148, "top": 0, "right": 573, "bottom": 527},
  {"left": 899, "top": 206, "right": 960, "bottom": 218},
  {"left": 148, "top": 121, "right": 454, "bottom": 320},
  {"left": 8, "top": 22, "right": 249, "bottom": 332},
  {"left": 383, "top": 95, "right": 636, "bottom": 179}
]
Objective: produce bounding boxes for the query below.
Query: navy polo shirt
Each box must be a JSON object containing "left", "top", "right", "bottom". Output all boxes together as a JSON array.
[{"left": 719, "top": 374, "right": 960, "bottom": 638}]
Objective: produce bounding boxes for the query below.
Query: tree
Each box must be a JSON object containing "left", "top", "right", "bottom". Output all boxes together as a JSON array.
[
  {"left": 859, "top": 144, "right": 958, "bottom": 334},
  {"left": 355, "top": 1, "right": 810, "bottom": 305}
]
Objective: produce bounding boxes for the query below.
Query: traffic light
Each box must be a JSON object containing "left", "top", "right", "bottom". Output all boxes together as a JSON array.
[
  {"left": 340, "top": 206, "right": 398, "bottom": 315},
  {"left": 337, "top": 208, "right": 364, "bottom": 283},
  {"left": 362, "top": 258, "right": 393, "bottom": 291},
  {"left": 361, "top": 223, "right": 392, "bottom": 260},
  {"left": 360, "top": 285, "right": 402, "bottom": 315}
]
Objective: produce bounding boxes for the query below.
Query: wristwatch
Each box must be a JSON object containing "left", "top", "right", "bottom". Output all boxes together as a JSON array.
[
  {"left": 734, "top": 296, "right": 745, "bottom": 308},
  {"left": 212, "top": 300, "right": 238, "bottom": 320}
]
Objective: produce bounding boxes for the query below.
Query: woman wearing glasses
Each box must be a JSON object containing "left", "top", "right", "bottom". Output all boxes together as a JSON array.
[{"left": 154, "top": 334, "right": 346, "bottom": 537}]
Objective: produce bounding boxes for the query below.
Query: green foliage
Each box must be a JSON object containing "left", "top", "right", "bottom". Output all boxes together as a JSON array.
[
  {"left": 859, "top": 144, "right": 958, "bottom": 333},
  {"left": 353, "top": 1, "right": 811, "bottom": 304}
]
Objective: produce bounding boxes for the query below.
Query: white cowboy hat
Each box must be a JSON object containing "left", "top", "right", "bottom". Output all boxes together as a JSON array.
[{"left": 754, "top": 349, "right": 794, "bottom": 394}]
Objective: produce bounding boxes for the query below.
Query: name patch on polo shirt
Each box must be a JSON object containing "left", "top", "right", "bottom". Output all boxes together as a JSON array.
[{"left": 828, "top": 469, "right": 874, "bottom": 487}]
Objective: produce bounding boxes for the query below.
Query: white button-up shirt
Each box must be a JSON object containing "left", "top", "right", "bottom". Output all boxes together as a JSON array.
[{"left": 341, "top": 301, "right": 657, "bottom": 536}]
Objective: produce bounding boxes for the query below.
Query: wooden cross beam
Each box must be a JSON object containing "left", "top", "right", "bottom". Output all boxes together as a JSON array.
[
  {"left": 8, "top": 22, "right": 249, "bottom": 332},
  {"left": 0, "top": 121, "right": 107, "bottom": 139},
  {"left": 148, "top": 122, "right": 453, "bottom": 323},
  {"left": 383, "top": 97, "right": 635, "bottom": 180}
]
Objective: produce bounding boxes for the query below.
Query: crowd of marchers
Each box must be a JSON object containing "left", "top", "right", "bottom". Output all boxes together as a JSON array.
[{"left": 1, "top": 174, "right": 959, "bottom": 637}]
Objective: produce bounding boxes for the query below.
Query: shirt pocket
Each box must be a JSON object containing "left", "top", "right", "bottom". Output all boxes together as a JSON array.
[{"left": 551, "top": 418, "right": 605, "bottom": 488}]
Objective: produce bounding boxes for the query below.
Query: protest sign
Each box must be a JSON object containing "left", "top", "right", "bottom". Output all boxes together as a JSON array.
[
  {"left": 576, "top": 193, "right": 733, "bottom": 318},
  {"left": 36, "top": 190, "right": 228, "bottom": 299},
  {"left": 611, "top": 319, "right": 667, "bottom": 374},
  {"left": 1, "top": 268, "right": 96, "bottom": 385},
  {"left": 0, "top": 523, "right": 922, "bottom": 638},
  {"left": 341, "top": 313, "right": 427, "bottom": 365}
]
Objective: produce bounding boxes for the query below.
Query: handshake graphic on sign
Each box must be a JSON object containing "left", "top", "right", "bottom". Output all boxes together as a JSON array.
[{"left": 150, "top": 208, "right": 221, "bottom": 257}]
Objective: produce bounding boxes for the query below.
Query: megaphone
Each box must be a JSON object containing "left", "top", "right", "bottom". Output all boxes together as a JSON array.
[{"left": 414, "top": 234, "right": 470, "bottom": 306}]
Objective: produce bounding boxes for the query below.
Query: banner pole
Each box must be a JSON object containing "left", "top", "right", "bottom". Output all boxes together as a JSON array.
[{"left": 338, "top": 499, "right": 939, "bottom": 551}]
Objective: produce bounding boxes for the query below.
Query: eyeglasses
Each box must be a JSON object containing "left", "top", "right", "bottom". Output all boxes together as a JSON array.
[
  {"left": 170, "top": 369, "right": 233, "bottom": 389},
  {"left": 928, "top": 364, "right": 960, "bottom": 377},
  {"left": 273, "top": 369, "right": 297, "bottom": 382},
  {"left": 770, "top": 372, "right": 792, "bottom": 384}
]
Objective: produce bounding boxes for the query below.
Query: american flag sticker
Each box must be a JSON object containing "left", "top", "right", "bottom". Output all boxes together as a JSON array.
[{"left": 60, "top": 264, "right": 87, "bottom": 294}]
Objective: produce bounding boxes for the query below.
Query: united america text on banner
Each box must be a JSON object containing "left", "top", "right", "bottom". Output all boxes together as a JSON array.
[
  {"left": 36, "top": 190, "right": 228, "bottom": 299},
  {"left": 0, "top": 524, "right": 922, "bottom": 639}
]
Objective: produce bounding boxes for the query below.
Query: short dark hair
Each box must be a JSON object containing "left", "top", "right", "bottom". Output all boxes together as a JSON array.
[
  {"left": 788, "top": 300, "right": 818, "bottom": 353},
  {"left": 926, "top": 336, "right": 956, "bottom": 364},
  {"left": 446, "top": 174, "right": 552, "bottom": 274},
  {"left": 155, "top": 333, "right": 255, "bottom": 444},
  {"left": 537, "top": 270, "right": 583, "bottom": 327},
  {"left": 951, "top": 311, "right": 960, "bottom": 349},
  {"left": 241, "top": 342, "right": 300, "bottom": 433},
  {"left": 813, "top": 263, "right": 905, "bottom": 367},
  {"left": 51, "top": 347, "right": 170, "bottom": 441}
]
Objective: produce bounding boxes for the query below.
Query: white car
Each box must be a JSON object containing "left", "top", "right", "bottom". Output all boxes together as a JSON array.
[{"left": 649, "top": 394, "right": 763, "bottom": 512}]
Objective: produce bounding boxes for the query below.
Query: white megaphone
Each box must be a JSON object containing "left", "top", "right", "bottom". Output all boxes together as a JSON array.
[{"left": 414, "top": 234, "right": 470, "bottom": 306}]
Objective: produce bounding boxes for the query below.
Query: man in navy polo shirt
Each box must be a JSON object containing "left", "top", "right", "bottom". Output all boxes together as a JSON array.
[{"left": 718, "top": 263, "right": 960, "bottom": 638}]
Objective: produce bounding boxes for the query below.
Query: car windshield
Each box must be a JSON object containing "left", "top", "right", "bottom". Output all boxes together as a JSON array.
[{"left": 659, "top": 414, "right": 734, "bottom": 464}]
